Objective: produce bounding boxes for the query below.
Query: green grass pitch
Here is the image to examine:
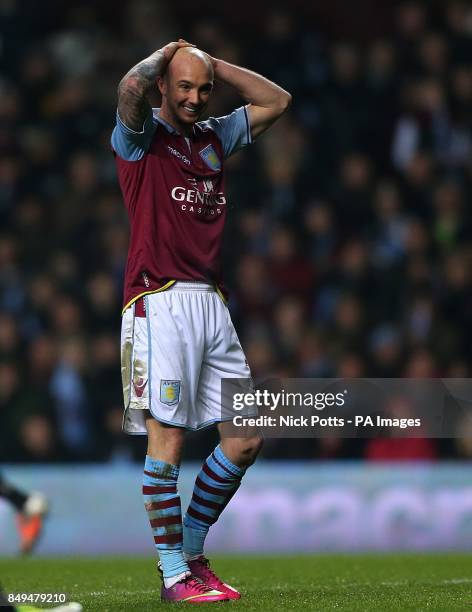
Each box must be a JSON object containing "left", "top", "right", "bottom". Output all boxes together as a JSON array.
[{"left": 0, "top": 555, "right": 470, "bottom": 611}]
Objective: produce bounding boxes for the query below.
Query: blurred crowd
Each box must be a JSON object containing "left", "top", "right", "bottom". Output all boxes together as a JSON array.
[{"left": 1, "top": 1, "right": 472, "bottom": 461}]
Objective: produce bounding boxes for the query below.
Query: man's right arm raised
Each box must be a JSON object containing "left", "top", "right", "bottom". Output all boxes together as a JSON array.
[
  {"left": 112, "top": 40, "right": 193, "bottom": 160},
  {"left": 117, "top": 40, "right": 192, "bottom": 130}
]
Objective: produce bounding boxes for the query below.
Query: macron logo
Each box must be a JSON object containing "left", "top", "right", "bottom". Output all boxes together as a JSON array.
[{"left": 167, "top": 145, "right": 191, "bottom": 165}]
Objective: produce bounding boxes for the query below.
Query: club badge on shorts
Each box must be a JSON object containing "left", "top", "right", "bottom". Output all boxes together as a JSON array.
[
  {"left": 160, "top": 380, "right": 181, "bottom": 406},
  {"left": 199, "top": 144, "right": 221, "bottom": 171}
]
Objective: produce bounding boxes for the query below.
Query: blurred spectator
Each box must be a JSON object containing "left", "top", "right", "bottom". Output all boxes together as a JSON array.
[
  {"left": 267, "top": 226, "right": 316, "bottom": 298},
  {"left": 50, "top": 337, "right": 91, "bottom": 458}
]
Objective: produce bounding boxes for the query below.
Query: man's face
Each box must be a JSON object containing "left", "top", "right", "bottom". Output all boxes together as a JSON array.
[{"left": 159, "top": 49, "right": 214, "bottom": 127}]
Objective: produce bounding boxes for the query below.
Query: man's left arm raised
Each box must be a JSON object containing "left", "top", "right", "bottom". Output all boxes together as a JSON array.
[{"left": 210, "top": 58, "right": 292, "bottom": 140}]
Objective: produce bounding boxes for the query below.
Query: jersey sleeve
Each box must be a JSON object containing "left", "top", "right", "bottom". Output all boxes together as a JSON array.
[
  {"left": 203, "top": 106, "right": 252, "bottom": 159},
  {"left": 110, "top": 109, "right": 157, "bottom": 161}
]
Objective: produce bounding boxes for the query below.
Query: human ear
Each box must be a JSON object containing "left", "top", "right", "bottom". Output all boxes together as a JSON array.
[{"left": 157, "top": 75, "right": 166, "bottom": 96}]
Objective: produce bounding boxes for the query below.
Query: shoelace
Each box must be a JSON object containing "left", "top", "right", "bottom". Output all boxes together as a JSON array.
[
  {"left": 200, "top": 558, "right": 224, "bottom": 587},
  {"left": 182, "top": 575, "right": 213, "bottom": 594}
]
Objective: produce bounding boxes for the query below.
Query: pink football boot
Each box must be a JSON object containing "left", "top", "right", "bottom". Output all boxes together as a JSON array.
[
  {"left": 161, "top": 574, "right": 229, "bottom": 603},
  {"left": 188, "top": 556, "right": 241, "bottom": 600}
]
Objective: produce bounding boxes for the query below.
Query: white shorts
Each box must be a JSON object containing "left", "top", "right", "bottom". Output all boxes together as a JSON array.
[{"left": 120, "top": 282, "right": 251, "bottom": 433}]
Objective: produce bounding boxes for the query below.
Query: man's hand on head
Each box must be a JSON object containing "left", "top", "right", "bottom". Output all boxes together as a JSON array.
[{"left": 162, "top": 39, "right": 195, "bottom": 64}]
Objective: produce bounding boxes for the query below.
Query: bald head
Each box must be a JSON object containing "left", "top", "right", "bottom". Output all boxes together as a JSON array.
[{"left": 167, "top": 47, "right": 214, "bottom": 82}]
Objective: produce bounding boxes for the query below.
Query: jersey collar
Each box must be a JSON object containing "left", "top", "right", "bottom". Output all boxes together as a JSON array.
[{"left": 154, "top": 108, "right": 196, "bottom": 138}]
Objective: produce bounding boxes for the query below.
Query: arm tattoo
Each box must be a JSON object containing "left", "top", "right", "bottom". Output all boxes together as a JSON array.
[{"left": 117, "top": 50, "right": 166, "bottom": 131}]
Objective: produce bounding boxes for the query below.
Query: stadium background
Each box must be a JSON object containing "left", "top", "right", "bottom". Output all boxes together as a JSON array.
[{"left": 1, "top": 0, "right": 472, "bottom": 554}]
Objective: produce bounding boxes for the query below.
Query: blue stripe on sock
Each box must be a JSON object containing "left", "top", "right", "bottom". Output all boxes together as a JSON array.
[
  {"left": 144, "top": 457, "right": 179, "bottom": 481},
  {"left": 193, "top": 483, "right": 226, "bottom": 503},
  {"left": 152, "top": 524, "right": 182, "bottom": 536},
  {"left": 188, "top": 499, "right": 216, "bottom": 518},
  {"left": 197, "top": 468, "right": 235, "bottom": 490},
  {"left": 146, "top": 506, "right": 180, "bottom": 520}
]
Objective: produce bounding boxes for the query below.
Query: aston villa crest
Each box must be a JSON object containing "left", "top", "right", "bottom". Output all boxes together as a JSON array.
[
  {"left": 199, "top": 144, "right": 221, "bottom": 171},
  {"left": 160, "top": 380, "right": 181, "bottom": 405}
]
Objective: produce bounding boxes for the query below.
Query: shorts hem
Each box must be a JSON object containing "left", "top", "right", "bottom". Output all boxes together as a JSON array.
[{"left": 122, "top": 408, "right": 234, "bottom": 434}]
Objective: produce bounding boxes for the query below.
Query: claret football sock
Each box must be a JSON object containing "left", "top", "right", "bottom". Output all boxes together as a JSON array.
[
  {"left": 142, "top": 456, "right": 189, "bottom": 585},
  {"left": 183, "top": 445, "right": 245, "bottom": 558}
]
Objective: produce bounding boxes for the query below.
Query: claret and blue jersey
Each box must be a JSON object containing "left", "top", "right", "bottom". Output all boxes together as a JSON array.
[{"left": 111, "top": 106, "right": 252, "bottom": 312}]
